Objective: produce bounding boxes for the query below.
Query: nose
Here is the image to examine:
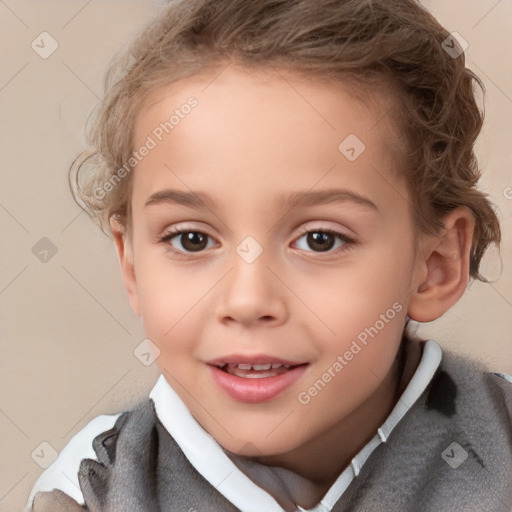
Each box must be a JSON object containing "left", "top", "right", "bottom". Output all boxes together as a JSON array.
[{"left": 215, "top": 247, "right": 289, "bottom": 328}]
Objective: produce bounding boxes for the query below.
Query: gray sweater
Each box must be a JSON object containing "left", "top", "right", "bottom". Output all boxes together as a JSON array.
[{"left": 31, "top": 346, "right": 512, "bottom": 512}]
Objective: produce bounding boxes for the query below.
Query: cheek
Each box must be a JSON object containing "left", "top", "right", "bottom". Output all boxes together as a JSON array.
[
  {"left": 134, "top": 252, "right": 218, "bottom": 364},
  {"left": 295, "top": 247, "right": 412, "bottom": 337},
  {"left": 134, "top": 255, "right": 190, "bottom": 340}
]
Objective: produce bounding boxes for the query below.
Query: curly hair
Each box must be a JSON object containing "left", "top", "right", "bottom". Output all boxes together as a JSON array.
[{"left": 70, "top": 0, "right": 501, "bottom": 281}]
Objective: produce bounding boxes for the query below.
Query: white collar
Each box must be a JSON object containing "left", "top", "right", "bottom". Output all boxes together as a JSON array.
[{"left": 150, "top": 339, "right": 442, "bottom": 512}]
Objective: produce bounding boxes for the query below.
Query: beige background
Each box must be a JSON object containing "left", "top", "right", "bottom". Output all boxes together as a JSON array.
[{"left": 1, "top": 1, "right": 511, "bottom": 511}]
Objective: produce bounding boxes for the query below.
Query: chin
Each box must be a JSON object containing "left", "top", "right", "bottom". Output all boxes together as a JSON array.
[{"left": 216, "top": 428, "right": 301, "bottom": 458}]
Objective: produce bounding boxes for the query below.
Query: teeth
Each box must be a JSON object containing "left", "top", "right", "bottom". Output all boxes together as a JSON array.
[
  {"left": 223, "top": 363, "right": 292, "bottom": 371},
  {"left": 252, "top": 364, "right": 271, "bottom": 370},
  {"left": 218, "top": 362, "right": 298, "bottom": 379}
]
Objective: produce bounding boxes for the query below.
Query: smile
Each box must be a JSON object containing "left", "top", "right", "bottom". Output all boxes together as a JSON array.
[
  {"left": 215, "top": 362, "right": 295, "bottom": 379},
  {"left": 208, "top": 359, "right": 308, "bottom": 403}
]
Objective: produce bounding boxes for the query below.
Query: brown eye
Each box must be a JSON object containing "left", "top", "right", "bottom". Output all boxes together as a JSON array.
[
  {"left": 294, "top": 229, "right": 352, "bottom": 254},
  {"left": 306, "top": 232, "right": 336, "bottom": 252},
  {"left": 178, "top": 232, "right": 209, "bottom": 252},
  {"left": 161, "top": 230, "right": 214, "bottom": 253}
]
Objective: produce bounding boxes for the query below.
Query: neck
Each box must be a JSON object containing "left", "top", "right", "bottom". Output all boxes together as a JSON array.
[{"left": 254, "top": 338, "right": 420, "bottom": 487}]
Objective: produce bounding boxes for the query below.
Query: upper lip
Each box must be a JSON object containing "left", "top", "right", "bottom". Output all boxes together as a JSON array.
[{"left": 207, "top": 354, "right": 306, "bottom": 367}]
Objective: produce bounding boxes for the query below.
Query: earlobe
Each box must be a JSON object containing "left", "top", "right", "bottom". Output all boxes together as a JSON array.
[
  {"left": 109, "top": 217, "right": 141, "bottom": 318},
  {"left": 407, "top": 207, "right": 475, "bottom": 322}
]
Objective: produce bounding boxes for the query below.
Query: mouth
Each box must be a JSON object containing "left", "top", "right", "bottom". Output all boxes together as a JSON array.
[
  {"left": 211, "top": 362, "right": 303, "bottom": 379},
  {"left": 206, "top": 355, "right": 309, "bottom": 403}
]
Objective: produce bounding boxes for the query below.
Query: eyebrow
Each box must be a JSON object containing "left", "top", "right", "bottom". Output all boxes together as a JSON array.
[{"left": 144, "top": 188, "right": 378, "bottom": 212}]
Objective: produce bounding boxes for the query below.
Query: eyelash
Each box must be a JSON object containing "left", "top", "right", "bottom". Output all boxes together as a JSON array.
[{"left": 158, "top": 225, "right": 355, "bottom": 258}]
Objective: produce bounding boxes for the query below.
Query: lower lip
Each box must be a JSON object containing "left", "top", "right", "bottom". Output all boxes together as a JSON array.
[{"left": 208, "top": 364, "right": 308, "bottom": 403}]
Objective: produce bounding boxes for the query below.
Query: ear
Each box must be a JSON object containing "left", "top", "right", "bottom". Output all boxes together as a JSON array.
[
  {"left": 407, "top": 206, "right": 475, "bottom": 322},
  {"left": 110, "top": 217, "right": 141, "bottom": 317}
]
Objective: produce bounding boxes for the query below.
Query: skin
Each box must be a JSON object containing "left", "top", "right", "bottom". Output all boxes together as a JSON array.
[{"left": 111, "top": 64, "right": 474, "bottom": 506}]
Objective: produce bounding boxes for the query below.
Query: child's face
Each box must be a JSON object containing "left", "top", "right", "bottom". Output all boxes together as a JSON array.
[{"left": 125, "top": 66, "right": 425, "bottom": 458}]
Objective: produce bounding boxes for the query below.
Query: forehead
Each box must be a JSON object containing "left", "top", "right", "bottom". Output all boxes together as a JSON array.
[
  {"left": 135, "top": 65, "right": 397, "bottom": 146},
  {"left": 130, "top": 65, "right": 407, "bottom": 215}
]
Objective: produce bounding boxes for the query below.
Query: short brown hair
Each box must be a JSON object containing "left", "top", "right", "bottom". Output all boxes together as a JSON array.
[{"left": 70, "top": 0, "right": 501, "bottom": 281}]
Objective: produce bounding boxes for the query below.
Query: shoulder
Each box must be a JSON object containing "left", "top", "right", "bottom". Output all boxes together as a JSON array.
[
  {"left": 345, "top": 345, "right": 512, "bottom": 510},
  {"left": 437, "top": 348, "right": 512, "bottom": 400},
  {"left": 487, "top": 370, "right": 512, "bottom": 421},
  {"left": 426, "top": 347, "right": 512, "bottom": 437},
  {"left": 26, "top": 413, "right": 122, "bottom": 511},
  {"left": 492, "top": 371, "right": 512, "bottom": 385}
]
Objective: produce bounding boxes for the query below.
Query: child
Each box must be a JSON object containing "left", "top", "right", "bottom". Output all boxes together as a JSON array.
[{"left": 27, "top": 0, "right": 512, "bottom": 510}]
